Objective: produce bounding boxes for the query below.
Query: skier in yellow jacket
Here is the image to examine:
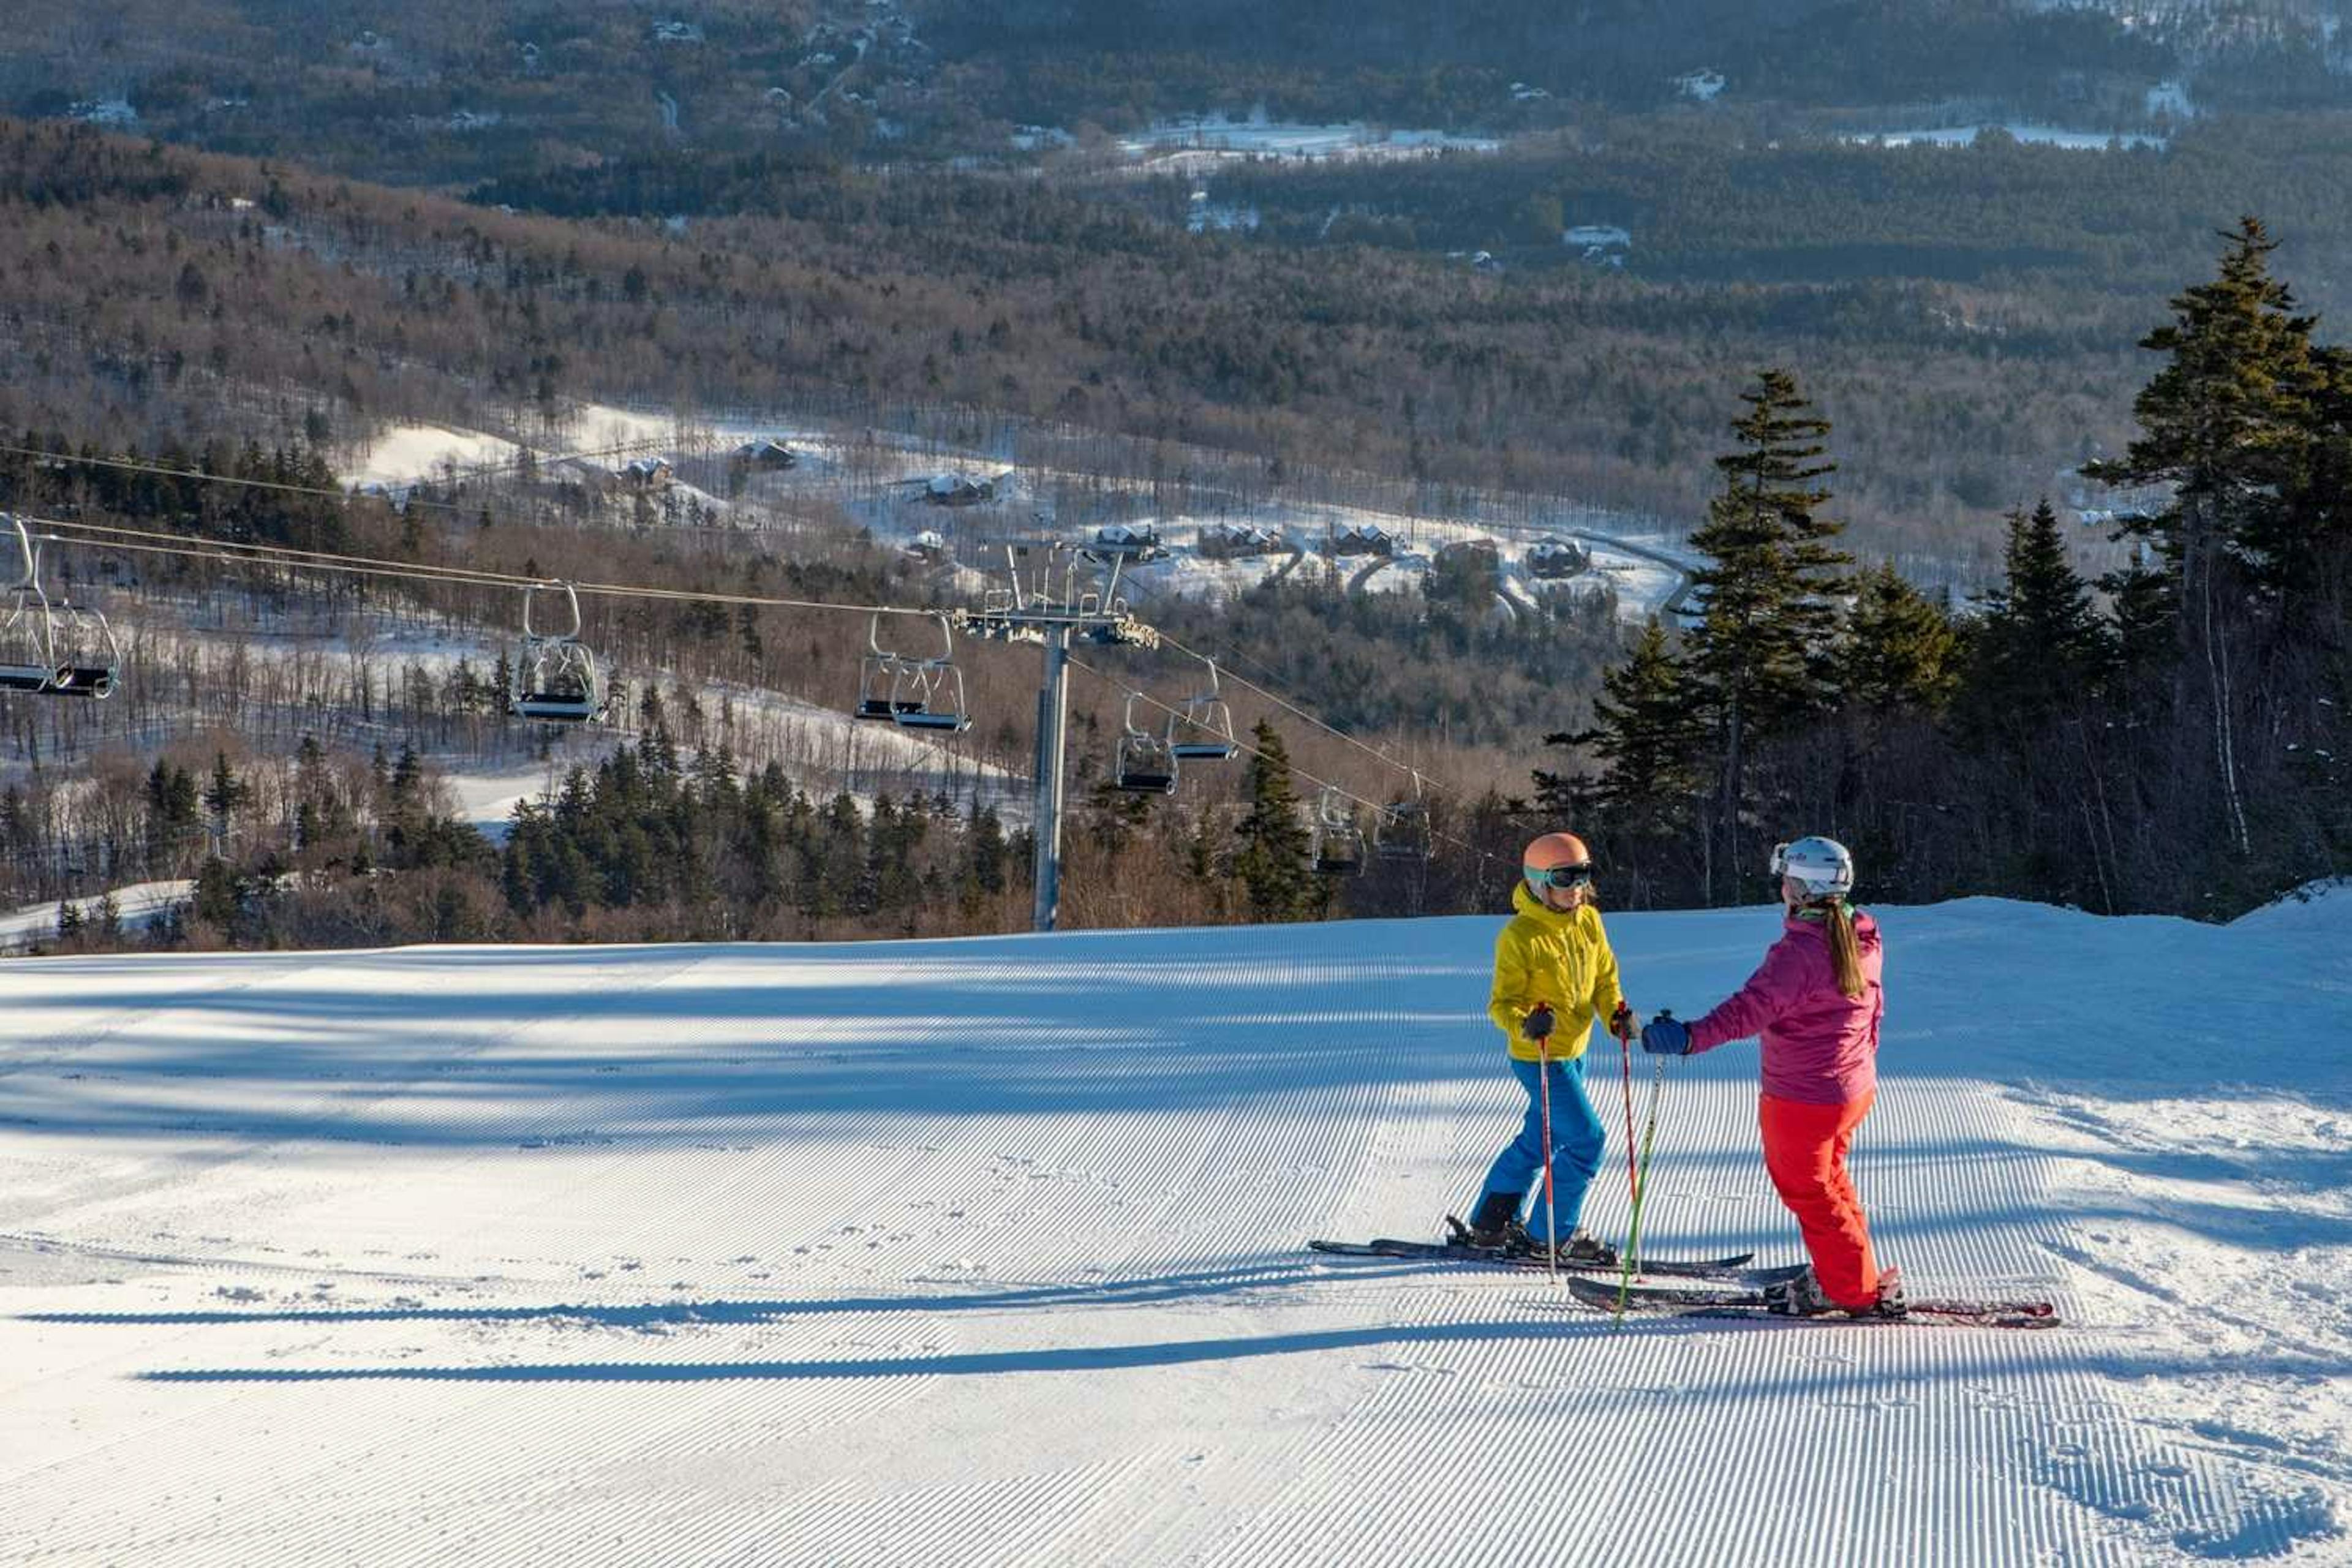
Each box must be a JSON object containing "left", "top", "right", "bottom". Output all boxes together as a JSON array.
[{"left": 1462, "top": 831, "right": 1631, "bottom": 1261}]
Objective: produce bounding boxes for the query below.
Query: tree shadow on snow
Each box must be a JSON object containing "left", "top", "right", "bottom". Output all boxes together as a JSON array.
[{"left": 25, "top": 1256, "right": 1380, "bottom": 1329}]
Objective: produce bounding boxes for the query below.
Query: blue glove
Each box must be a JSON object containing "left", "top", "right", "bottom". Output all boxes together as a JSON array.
[
  {"left": 1521, "top": 1003, "right": 1555, "bottom": 1042},
  {"left": 1640, "top": 1014, "right": 1692, "bottom": 1055}
]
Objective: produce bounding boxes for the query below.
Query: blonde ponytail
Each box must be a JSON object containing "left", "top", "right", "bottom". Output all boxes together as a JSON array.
[{"left": 1824, "top": 898, "right": 1866, "bottom": 1000}]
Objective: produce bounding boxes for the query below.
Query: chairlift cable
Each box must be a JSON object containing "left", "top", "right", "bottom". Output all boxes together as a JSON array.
[
  {"left": 1154, "top": 627, "right": 1454, "bottom": 802},
  {"left": 23, "top": 511, "right": 1512, "bottom": 873},
  {"left": 0, "top": 434, "right": 692, "bottom": 518},
  {"left": 23, "top": 514, "right": 951, "bottom": 621}
]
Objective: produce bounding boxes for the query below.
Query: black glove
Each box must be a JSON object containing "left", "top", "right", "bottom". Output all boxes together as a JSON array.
[
  {"left": 1522, "top": 1002, "right": 1555, "bottom": 1042},
  {"left": 1609, "top": 1001, "right": 1635, "bottom": 1039}
]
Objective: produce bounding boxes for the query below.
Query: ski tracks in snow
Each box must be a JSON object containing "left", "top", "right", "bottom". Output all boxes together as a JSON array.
[{"left": 1, "top": 912, "right": 2346, "bottom": 1562}]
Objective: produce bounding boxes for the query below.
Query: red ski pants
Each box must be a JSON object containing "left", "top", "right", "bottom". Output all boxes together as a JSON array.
[{"left": 1759, "top": 1090, "right": 1880, "bottom": 1310}]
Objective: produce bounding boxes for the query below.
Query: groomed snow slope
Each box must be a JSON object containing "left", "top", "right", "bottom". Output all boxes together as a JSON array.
[{"left": 2, "top": 895, "right": 2346, "bottom": 1565}]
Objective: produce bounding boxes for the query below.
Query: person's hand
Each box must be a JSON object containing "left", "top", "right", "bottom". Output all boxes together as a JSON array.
[
  {"left": 1522, "top": 1002, "right": 1555, "bottom": 1042},
  {"left": 1609, "top": 1001, "right": 1635, "bottom": 1039},
  {"left": 1640, "top": 1013, "right": 1692, "bottom": 1055}
]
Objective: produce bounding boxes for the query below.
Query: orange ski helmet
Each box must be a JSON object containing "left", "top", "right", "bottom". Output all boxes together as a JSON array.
[
  {"left": 1523, "top": 831, "right": 1591, "bottom": 870},
  {"left": 1522, "top": 832, "right": 1593, "bottom": 894}
]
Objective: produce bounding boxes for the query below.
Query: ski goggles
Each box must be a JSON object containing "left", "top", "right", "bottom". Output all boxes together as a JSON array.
[{"left": 1523, "top": 863, "right": 1594, "bottom": 891}]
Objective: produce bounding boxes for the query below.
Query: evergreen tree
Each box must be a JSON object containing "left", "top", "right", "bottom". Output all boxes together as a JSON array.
[
  {"left": 1683, "top": 369, "right": 1852, "bottom": 900},
  {"left": 963, "top": 801, "right": 1009, "bottom": 916},
  {"left": 145, "top": 760, "right": 200, "bottom": 868},
  {"left": 1841, "top": 564, "right": 1959, "bottom": 715},
  {"left": 1550, "top": 618, "right": 1706, "bottom": 907},
  {"left": 2089, "top": 218, "right": 2324, "bottom": 602},
  {"left": 1966, "top": 501, "right": 2109, "bottom": 737},
  {"left": 1586, "top": 619, "right": 1705, "bottom": 824},
  {"left": 806, "top": 792, "right": 864, "bottom": 925},
  {"left": 2288, "top": 343, "right": 2352, "bottom": 609},
  {"left": 192, "top": 854, "right": 239, "bottom": 929},
  {"left": 1231, "top": 720, "right": 1316, "bottom": 922},
  {"left": 2085, "top": 218, "right": 2324, "bottom": 853},
  {"left": 203, "top": 751, "right": 246, "bottom": 840}
]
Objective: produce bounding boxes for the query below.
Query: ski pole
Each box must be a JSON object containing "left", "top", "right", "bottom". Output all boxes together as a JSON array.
[
  {"left": 1613, "top": 1014, "right": 1672, "bottom": 1323},
  {"left": 1539, "top": 1031, "right": 1558, "bottom": 1284},
  {"left": 1614, "top": 1008, "right": 1638, "bottom": 1245}
]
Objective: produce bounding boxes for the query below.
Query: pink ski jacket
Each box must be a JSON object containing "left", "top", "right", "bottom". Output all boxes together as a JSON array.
[{"left": 1686, "top": 910, "right": 1883, "bottom": 1106}]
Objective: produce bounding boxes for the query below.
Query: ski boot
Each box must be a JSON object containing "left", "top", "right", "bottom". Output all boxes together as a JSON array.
[
  {"left": 1458, "top": 1191, "right": 1533, "bottom": 1253},
  {"left": 1766, "top": 1264, "right": 1908, "bottom": 1319},
  {"left": 1763, "top": 1265, "right": 1836, "bottom": 1317},
  {"left": 1527, "top": 1227, "right": 1618, "bottom": 1267}
]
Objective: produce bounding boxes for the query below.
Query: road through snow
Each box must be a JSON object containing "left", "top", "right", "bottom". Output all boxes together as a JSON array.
[{"left": 1, "top": 897, "right": 2346, "bottom": 1564}]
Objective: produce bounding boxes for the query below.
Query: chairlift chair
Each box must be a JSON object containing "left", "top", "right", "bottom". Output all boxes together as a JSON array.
[
  {"left": 1310, "top": 785, "right": 1366, "bottom": 876},
  {"left": 0, "top": 517, "right": 61, "bottom": 693},
  {"left": 510, "top": 581, "right": 607, "bottom": 723},
  {"left": 885, "top": 614, "right": 971, "bottom": 732},
  {"left": 854, "top": 612, "right": 910, "bottom": 720},
  {"left": 1374, "top": 774, "right": 1434, "bottom": 861},
  {"left": 47, "top": 599, "right": 122, "bottom": 699},
  {"left": 1166, "top": 659, "right": 1238, "bottom": 761},
  {"left": 1114, "top": 694, "right": 1178, "bottom": 794}
]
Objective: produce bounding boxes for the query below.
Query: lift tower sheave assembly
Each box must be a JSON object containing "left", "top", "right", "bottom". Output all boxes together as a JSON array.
[{"left": 956, "top": 539, "right": 1158, "bottom": 933}]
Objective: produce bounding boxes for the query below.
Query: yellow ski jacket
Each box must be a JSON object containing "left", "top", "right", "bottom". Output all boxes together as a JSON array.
[{"left": 1488, "top": 882, "right": 1626, "bottom": 1063}]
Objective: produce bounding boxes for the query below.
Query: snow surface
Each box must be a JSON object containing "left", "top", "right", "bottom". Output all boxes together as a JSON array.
[
  {"left": 344, "top": 425, "right": 522, "bottom": 491},
  {"left": 2, "top": 894, "right": 2346, "bottom": 1562}
]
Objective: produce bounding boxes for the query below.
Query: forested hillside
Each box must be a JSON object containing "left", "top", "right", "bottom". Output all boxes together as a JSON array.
[
  {"left": 0, "top": 1, "right": 2347, "bottom": 951},
  {"left": 915, "top": 0, "right": 2182, "bottom": 120},
  {"left": 15, "top": 113, "right": 2352, "bottom": 563}
]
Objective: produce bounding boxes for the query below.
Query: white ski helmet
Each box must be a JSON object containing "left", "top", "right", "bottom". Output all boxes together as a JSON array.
[{"left": 1770, "top": 835, "right": 1854, "bottom": 900}]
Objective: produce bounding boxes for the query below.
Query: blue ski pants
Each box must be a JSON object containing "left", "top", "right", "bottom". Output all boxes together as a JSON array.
[{"left": 1475, "top": 1054, "right": 1608, "bottom": 1236}]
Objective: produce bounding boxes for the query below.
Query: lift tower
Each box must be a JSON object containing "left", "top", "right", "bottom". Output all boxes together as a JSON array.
[{"left": 956, "top": 540, "right": 1158, "bottom": 932}]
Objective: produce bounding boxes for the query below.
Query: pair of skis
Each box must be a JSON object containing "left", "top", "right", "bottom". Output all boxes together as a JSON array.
[
  {"left": 1305, "top": 1227, "right": 1765, "bottom": 1283},
  {"left": 1555, "top": 1272, "right": 2060, "bottom": 1329},
  {"left": 1306, "top": 1232, "right": 2060, "bottom": 1328}
]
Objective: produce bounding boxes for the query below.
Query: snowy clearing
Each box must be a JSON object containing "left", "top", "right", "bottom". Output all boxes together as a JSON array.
[
  {"left": 1840, "top": 124, "right": 2167, "bottom": 152},
  {"left": 0, "top": 880, "right": 192, "bottom": 950},
  {"left": 1115, "top": 115, "right": 1501, "bottom": 164},
  {"left": 335, "top": 402, "right": 1695, "bottom": 622},
  {"left": 2, "top": 892, "right": 2346, "bottom": 1562}
]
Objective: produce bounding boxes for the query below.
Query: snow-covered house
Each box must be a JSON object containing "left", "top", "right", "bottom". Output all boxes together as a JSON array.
[
  {"left": 1526, "top": 535, "right": 1591, "bottom": 579},
  {"left": 1434, "top": 537, "right": 1500, "bottom": 571},
  {"left": 1332, "top": 524, "right": 1395, "bottom": 557},
  {"left": 1091, "top": 523, "right": 1166, "bottom": 560},
  {"left": 924, "top": 473, "right": 994, "bottom": 507},
  {"left": 619, "top": 456, "right": 674, "bottom": 488},
  {"left": 1197, "top": 521, "right": 1283, "bottom": 559},
  {"left": 731, "top": 438, "right": 798, "bottom": 470}
]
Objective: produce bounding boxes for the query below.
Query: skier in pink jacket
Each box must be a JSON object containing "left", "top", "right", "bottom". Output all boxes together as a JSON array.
[{"left": 1639, "top": 836, "right": 1905, "bottom": 1317}]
